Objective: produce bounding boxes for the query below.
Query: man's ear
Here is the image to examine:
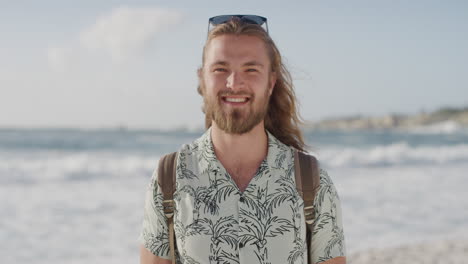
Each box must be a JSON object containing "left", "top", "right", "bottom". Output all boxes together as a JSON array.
[
  {"left": 268, "top": 71, "right": 277, "bottom": 96},
  {"left": 197, "top": 67, "right": 204, "bottom": 95}
]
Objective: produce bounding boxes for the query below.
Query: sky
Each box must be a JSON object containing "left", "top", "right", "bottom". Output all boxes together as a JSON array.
[{"left": 1, "top": 0, "right": 467, "bottom": 130}]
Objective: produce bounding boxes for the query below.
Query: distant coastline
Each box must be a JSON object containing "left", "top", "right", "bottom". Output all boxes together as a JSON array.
[
  {"left": 306, "top": 106, "right": 468, "bottom": 132},
  {"left": 1, "top": 106, "right": 468, "bottom": 133}
]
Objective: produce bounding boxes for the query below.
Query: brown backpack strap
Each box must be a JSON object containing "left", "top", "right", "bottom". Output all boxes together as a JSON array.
[
  {"left": 294, "top": 150, "right": 320, "bottom": 264},
  {"left": 157, "top": 152, "right": 178, "bottom": 264}
]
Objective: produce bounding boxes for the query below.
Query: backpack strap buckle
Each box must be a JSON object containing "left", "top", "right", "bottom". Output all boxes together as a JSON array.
[
  {"left": 304, "top": 205, "right": 315, "bottom": 224},
  {"left": 295, "top": 150, "right": 320, "bottom": 227},
  {"left": 163, "top": 199, "right": 175, "bottom": 218}
]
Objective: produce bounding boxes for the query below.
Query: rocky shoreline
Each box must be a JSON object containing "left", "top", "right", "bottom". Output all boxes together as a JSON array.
[{"left": 307, "top": 106, "right": 468, "bottom": 131}]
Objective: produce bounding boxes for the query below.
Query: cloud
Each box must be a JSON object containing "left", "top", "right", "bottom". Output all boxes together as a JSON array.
[
  {"left": 47, "top": 45, "right": 73, "bottom": 72},
  {"left": 48, "top": 6, "right": 183, "bottom": 68},
  {"left": 79, "top": 6, "right": 183, "bottom": 62}
]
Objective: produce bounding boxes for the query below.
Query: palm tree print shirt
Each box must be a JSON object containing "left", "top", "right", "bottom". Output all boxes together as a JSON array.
[{"left": 139, "top": 128, "right": 346, "bottom": 264}]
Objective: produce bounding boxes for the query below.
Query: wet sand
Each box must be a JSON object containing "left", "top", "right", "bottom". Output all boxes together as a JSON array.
[{"left": 348, "top": 239, "right": 468, "bottom": 264}]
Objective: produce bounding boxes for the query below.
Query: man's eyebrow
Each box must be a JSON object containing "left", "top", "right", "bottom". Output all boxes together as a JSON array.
[
  {"left": 210, "top": 61, "right": 229, "bottom": 67},
  {"left": 244, "top": 61, "right": 265, "bottom": 68},
  {"left": 209, "top": 60, "right": 265, "bottom": 67}
]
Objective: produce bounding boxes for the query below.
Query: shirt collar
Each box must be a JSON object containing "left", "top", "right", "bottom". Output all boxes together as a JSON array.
[{"left": 198, "top": 127, "right": 290, "bottom": 171}]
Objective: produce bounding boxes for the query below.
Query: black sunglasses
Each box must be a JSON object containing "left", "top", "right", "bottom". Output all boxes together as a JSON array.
[{"left": 207, "top": 15, "right": 268, "bottom": 36}]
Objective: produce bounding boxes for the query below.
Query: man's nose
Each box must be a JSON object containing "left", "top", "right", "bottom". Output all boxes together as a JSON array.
[{"left": 226, "top": 71, "right": 244, "bottom": 91}]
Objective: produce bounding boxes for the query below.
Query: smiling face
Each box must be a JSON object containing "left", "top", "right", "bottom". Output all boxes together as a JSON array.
[{"left": 199, "top": 34, "right": 276, "bottom": 134}]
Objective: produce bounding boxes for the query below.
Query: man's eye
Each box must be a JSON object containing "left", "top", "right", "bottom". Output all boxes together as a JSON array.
[
  {"left": 214, "top": 68, "right": 227, "bottom": 72},
  {"left": 246, "top": 68, "right": 258, "bottom": 72}
]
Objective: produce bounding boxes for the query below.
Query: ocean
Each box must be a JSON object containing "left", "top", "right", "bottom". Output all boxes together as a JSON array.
[{"left": 1, "top": 127, "right": 468, "bottom": 263}]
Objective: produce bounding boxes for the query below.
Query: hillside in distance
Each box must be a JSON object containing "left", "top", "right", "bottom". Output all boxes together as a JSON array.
[{"left": 307, "top": 106, "right": 468, "bottom": 131}]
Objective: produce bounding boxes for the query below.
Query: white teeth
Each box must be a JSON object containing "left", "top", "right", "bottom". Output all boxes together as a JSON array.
[{"left": 225, "top": 97, "right": 247, "bottom": 103}]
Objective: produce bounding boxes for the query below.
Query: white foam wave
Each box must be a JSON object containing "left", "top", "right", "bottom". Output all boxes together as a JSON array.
[
  {"left": 0, "top": 151, "right": 160, "bottom": 184},
  {"left": 331, "top": 164, "right": 468, "bottom": 253},
  {"left": 313, "top": 143, "right": 468, "bottom": 167},
  {"left": 3, "top": 143, "right": 468, "bottom": 185}
]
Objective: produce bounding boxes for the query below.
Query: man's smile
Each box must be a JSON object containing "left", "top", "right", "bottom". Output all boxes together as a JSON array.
[{"left": 221, "top": 96, "right": 251, "bottom": 105}]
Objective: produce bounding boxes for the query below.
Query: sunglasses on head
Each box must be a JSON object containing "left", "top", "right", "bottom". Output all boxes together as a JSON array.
[{"left": 207, "top": 15, "right": 268, "bottom": 36}]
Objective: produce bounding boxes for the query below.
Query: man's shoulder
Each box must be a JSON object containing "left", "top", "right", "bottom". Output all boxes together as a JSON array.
[{"left": 177, "top": 132, "right": 211, "bottom": 155}]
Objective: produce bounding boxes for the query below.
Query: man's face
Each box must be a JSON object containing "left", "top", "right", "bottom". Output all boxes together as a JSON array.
[{"left": 200, "top": 34, "right": 276, "bottom": 134}]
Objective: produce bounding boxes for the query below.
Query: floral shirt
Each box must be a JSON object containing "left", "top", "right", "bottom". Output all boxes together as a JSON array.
[{"left": 139, "top": 128, "right": 346, "bottom": 264}]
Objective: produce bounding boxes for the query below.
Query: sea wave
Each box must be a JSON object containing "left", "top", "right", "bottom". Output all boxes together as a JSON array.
[
  {"left": 312, "top": 143, "right": 468, "bottom": 167},
  {"left": 0, "top": 151, "right": 160, "bottom": 184},
  {"left": 2, "top": 142, "right": 468, "bottom": 185}
]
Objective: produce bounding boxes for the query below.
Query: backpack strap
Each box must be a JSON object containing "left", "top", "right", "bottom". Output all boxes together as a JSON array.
[
  {"left": 157, "top": 152, "right": 178, "bottom": 264},
  {"left": 294, "top": 150, "right": 321, "bottom": 264}
]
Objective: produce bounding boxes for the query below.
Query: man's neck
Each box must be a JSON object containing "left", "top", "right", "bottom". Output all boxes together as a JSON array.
[{"left": 211, "top": 122, "right": 268, "bottom": 170}]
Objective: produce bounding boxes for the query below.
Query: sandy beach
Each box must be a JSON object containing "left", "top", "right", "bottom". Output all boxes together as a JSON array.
[{"left": 348, "top": 239, "right": 468, "bottom": 264}]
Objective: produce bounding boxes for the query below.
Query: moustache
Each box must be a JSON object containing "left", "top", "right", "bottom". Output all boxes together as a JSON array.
[{"left": 217, "top": 90, "right": 254, "bottom": 98}]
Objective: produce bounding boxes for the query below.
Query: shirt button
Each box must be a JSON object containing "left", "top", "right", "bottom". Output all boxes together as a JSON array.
[{"left": 239, "top": 196, "right": 245, "bottom": 203}]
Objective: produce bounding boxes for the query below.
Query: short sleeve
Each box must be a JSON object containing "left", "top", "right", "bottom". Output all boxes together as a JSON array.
[
  {"left": 138, "top": 164, "right": 171, "bottom": 260},
  {"left": 309, "top": 169, "right": 346, "bottom": 264}
]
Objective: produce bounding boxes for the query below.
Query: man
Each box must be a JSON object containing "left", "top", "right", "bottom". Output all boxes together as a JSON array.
[{"left": 140, "top": 15, "right": 346, "bottom": 264}]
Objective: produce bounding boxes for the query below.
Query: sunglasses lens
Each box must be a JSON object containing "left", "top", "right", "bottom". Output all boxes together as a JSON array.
[
  {"left": 242, "top": 15, "right": 265, "bottom": 26},
  {"left": 210, "top": 15, "right": 232, "bottom": 25},
  {"left": 209, "top": 15, "right": 266, "bottom": 26}
]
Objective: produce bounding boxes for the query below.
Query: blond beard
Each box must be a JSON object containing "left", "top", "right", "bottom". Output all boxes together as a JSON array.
[{"left": 201, "top": 82, "right": 271, "bottom": 135}]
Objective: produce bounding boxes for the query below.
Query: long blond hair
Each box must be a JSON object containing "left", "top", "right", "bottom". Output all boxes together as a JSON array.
[{"left": 198, "top": 19, "right": 306, "bottom": 151}]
